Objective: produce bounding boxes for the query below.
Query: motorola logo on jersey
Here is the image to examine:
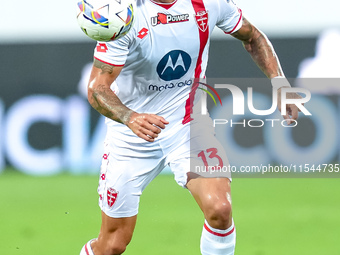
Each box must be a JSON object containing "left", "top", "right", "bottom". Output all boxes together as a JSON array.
[
  {"left": 157, "top": 50, "right": 191, "bottom": 81},
  {"left": 148, "top": 79, "right": 193, "bottom": 92}
]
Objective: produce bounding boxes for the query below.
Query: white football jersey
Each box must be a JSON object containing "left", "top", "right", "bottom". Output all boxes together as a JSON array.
[{"left": 94, "top": 0, "right": 242, "bottom": 139}]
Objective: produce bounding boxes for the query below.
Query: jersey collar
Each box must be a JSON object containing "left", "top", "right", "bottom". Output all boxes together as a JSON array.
[{"left": 148, "top": 0, "right": 178, "bottom": 10}]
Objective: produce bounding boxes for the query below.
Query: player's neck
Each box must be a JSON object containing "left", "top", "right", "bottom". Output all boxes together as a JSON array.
[{"left": 152, "top": 0, "right": 176, "bottom": 3}]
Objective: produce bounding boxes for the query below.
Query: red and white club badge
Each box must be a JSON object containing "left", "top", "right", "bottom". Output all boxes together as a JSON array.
[
  {"left": 107, "top": 188, "right": 118, "bottom": 208},
  {"left": 194, "top": 11, "right": 208, "bottom": 32}
]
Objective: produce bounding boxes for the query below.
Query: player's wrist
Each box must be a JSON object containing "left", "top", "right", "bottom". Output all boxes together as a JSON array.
[
  {"left": 122, "top": 109, "right": 136, "bottom": 126},
  {"left": 271, "top": 76, "right": 292, "bottom": 90}
]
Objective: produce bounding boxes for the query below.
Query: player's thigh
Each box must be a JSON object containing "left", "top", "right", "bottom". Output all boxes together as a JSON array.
[
  {"left": 170, "top": 122, "right": 233, "bottom": 228},
  {"left": 187, "top": 133, "right": 233, "bottom": 228},
  {"left": 167, "top": 121, "right": 231, "bottom": 187},
  {"left": 98, "top": 136, "right": 165, "bottom": 218},
  {"left": 94, "top": 137, "right": 165, "bottom": 253}
]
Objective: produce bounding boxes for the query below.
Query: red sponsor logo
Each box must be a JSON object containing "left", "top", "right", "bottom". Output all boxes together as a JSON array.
[
  {"left": 137, "top": 28, "right": 148, "bottom": 39},
  {"left": 107, "top": 188, "right": 118, "bottom": 208},
  {"left": 194, "top": 11, "right": 208, "bottom": 32},
  {"left": 96, "top": 43, "right": 108, "bottom": 53},
  {"left": 151, "top": 13, "right": 189, "bottom": 26},
  {"left": 103, "top": 153, "right": 108, "bottom": 160}
]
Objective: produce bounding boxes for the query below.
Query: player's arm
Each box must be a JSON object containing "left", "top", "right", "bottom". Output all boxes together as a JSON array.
[
  {"left": 88, "top": 59, "right": 130, "bottom": 123},
  {"left": 231, "top": 17, "right": 282, "bottom": 79},
  {"left": 88, "top": 58, "right": 168, "bottom": 142},
  {"left": 231, "top": 17, "right": 301, "bottom": 124}
]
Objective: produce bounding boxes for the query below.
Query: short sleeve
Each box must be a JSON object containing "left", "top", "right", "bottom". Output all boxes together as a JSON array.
[
  {"left": 93, "top": 34, "right": 131, "bottom": 66},
  {"left": 216, "top": 0, "right": 243, "bottom": 35}
]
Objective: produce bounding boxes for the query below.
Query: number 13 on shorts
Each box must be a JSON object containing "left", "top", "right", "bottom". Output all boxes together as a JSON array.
[
  {"left": 192, "top": 146, "right": 231, "bottom": 179},
  {"left": 198, "top": 148, "right": 224, "bottom": 170}
]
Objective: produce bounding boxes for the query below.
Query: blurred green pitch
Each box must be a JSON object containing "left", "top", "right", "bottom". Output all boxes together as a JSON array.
[{"left": 1, "top": 170, "right": 340, "bottom": 255}]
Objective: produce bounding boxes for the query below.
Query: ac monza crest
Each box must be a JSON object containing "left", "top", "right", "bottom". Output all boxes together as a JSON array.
[
  {"left": 194, "top": 11, "right": 208, "bottom": 32},
  {"left": 107, "top": 188, "right": 118, "bottom": 208}
]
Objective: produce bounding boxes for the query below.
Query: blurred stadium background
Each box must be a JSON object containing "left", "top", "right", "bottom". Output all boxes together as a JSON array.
[{"left": 1, "top": 0, "right": 340, "bottom": 254}]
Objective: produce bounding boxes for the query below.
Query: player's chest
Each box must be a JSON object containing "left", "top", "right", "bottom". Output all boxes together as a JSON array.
[
  {"left": 129, "top": 3, "right": 213, "bottom": 63},
  {"left": 143, "top": 2, "right": 214, "bottom": 35}
]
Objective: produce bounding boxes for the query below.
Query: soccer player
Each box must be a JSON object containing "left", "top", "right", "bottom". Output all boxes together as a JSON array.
[{"left": 80, "top": 0, "right": 301, "bottom": 254}]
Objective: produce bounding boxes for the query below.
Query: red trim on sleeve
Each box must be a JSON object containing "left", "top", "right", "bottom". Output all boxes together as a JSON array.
[
  {"left": 94, "top": 56, "right": 125, "bottom": 67},
  {"left": 204, "top": 223, "right": 235, "bottom": 237},
  {"left": 224, "top": 9, "right": 243, "bottom": 35}
]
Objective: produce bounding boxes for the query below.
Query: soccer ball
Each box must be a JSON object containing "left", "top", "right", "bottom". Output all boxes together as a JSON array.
[{"left": 77, "top": 0, "right": 135, "bottom": 42}]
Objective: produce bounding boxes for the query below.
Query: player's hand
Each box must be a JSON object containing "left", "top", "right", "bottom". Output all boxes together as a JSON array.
[
  {"left": 277, "top": 87, "right": 302, "bottom": 125},
  {"left": 126, "top": 112, "right": 169, "bottom": 142}
]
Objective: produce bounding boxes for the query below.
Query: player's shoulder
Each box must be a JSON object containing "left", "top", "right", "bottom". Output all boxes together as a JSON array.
[{"left": 204, "top": 0, "right": 238, "bottom": 11}]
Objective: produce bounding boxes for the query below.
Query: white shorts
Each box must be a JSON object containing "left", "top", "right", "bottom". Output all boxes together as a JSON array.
[{"left": 97, "top": 119, "right": 230, "bottom": 218}]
